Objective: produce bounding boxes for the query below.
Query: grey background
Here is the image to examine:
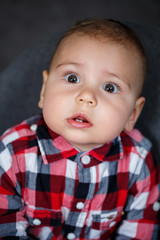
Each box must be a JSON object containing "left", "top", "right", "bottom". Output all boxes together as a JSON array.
[{"left": 0, "top": 0, "right": 160, "bottom": 73}]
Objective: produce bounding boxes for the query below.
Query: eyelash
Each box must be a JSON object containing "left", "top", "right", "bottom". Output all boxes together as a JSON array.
[
  {"left": 102, "top": 82, "right": 121, "bottom": 93},
  {"left": 65, "top": 73, "right": 80, "bottom": 84},
  {"left": 62, "top": 71, "right": 79, "bottom": 83}
]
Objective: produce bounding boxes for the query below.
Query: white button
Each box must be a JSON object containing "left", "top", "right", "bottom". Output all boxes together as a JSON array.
[
  {"left": 76, "top": 202, "right": 84, "bottom": 209},
  {"left": 30, "top": 124, "right": 37, "bottom": 131},
  {"left": 33, "top": 218, "right": 41, "bottom": 225},
  {"left": 153, "top": 202, "right": 160, "bottom": 211},
  {"left": 109, "top": 221, "right": 116, "bottom": 227},
  {"left": 81, "top": 155, "right": 91, "bottom": 165},
  {"left": 67, "top": 233, "right": 76, "bottom": 240}
]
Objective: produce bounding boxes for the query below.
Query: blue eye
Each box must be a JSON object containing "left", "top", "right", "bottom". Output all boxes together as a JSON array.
[
  {"left": 103, "top": 83, "right": 119, "bottom": 93},
  {"left": 65, "top": 74, "right": 80, "bottom": 83}
]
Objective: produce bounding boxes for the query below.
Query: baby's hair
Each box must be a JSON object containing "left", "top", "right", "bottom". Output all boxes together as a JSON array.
[{"left": 50, "top": 18, "right": 148, "bottom": 93}]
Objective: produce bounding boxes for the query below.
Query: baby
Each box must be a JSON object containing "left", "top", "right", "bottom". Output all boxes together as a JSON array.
[{"left": 0, "top": 19, "right": 159, "bottom": 239}]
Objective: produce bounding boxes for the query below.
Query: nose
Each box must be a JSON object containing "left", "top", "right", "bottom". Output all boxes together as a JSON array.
[{"left": 76, "top": 88, "right": 97, "bottom": 107}]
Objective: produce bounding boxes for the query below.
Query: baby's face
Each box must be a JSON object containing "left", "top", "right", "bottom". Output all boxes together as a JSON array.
[{"left": 39, "top": 35, "right": 145, "bottom": 151}]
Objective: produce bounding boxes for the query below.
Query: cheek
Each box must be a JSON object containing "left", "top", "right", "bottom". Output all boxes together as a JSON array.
[
  {"left": 42, "top": 99, "right": 62, "bottom": 134},
  {"left": 101, "top": 99, "right": 129, "bottom": 117},
  {"left": 98, "top": 101, "right": 132, "bottom": 129},
  {"left": 42, "top": 93, "right": 60, "bottom": 121},
  {"left": 42, "top": 91, "right": 71, "bottom": 122}
]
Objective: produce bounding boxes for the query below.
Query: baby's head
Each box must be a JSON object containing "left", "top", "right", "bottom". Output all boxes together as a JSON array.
[
  {"left": 50, "top": 18, "right": 147, "bottom": 95},
  {"left": 39, "top": 19, "right": 147, "bottom": 151}
]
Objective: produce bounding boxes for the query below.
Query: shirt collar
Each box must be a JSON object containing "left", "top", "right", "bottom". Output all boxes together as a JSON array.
[{"left": 36, "top": 116, "right": 124, "bottom": 164}]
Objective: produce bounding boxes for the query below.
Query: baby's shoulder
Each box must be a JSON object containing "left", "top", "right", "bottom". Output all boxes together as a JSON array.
[
  {"left": 121, "top": 129, "right": 152, "bottom": 155},
  {"left": 0, "top": 114, "right": 41, "bottom": 146}
]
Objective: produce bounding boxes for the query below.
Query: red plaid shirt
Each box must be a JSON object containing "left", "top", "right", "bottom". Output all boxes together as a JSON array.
[{"left": 0, "top": 115, "right": 159, "bottom": 240}]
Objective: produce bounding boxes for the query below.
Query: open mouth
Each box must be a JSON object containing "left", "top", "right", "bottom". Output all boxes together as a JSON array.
[
  {"left": 74, "top": 116, "right": 89, "bottom": 123},
  {"left": 67, "top": 113, "right": 92, "bottom": 128}
]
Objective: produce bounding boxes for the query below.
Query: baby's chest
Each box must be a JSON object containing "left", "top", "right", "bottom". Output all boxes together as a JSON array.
[
  {"left": 23, "top": 158, "right": 128, "bottom": 239},
  {"left": 24, "top": 158, "right": 127, "bottom": 217}
]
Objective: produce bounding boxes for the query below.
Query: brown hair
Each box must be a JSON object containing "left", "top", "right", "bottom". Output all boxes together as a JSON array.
[{"left": 51, "top": 18, "right": 148, "bottom": 92}]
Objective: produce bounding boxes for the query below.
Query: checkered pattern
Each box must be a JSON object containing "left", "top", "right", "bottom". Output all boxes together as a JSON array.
[{"left": 0, "top": 114, "right": 159, "bottom": 239}]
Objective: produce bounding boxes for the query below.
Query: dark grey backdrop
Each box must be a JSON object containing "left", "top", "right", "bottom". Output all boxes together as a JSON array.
[{"left": 0, "top": 0, "right": 160, "bottom": 73}]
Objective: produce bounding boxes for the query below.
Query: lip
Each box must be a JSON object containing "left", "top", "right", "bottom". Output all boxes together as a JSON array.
[{"left": 67, "top": 113, "right": 93, "bottom": 129}]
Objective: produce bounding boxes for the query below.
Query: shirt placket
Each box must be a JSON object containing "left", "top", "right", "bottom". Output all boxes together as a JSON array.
[{"left": 64, "top": 153, "right": 95, "bottom": 239}]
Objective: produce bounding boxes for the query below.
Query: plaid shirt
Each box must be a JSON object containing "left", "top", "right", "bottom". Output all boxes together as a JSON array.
[{"left": 0, "top": 114, "right": 159, "bottom": 240}]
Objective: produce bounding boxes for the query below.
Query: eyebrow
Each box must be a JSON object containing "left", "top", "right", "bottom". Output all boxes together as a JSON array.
[{"left": 55, "top": 61, "right": 83, "bottom": 69}]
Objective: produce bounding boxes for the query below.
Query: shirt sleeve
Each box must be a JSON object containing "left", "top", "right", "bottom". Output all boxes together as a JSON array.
[
  {"left": 115, "top": 151, "right": 160, "bottom": 239},
  {"left": 0, "top": 140, "right": 31, "bottom": 239}
]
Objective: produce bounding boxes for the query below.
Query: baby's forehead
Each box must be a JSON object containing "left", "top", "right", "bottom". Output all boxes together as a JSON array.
[
  {"left": 53, "top": 33, "right": 142, "bottom": 69},
  {"left": 56, "top": 33, "right": 140, "bottom": 56},
  {"left": 55, "top": 35, "right": 117, "bottom": 59}
]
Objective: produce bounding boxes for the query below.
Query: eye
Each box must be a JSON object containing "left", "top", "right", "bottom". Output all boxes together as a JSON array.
[
  {"left": 65, "top": 74, "right": 80, "bottom": 83},
  {"left": 103, "top": 83, "right": 119, "bottom": 93}
]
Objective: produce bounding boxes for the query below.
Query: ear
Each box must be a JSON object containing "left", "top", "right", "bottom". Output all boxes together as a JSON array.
[
  {"left": 124, "top": 96, "right": 145, "bottom": 132},
  {"left": 38, "top": 70, "right": 49, "bottom": 109}
]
